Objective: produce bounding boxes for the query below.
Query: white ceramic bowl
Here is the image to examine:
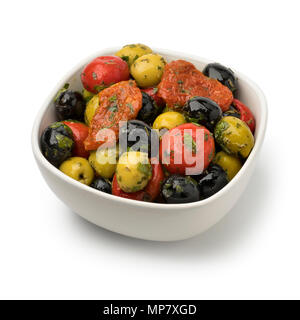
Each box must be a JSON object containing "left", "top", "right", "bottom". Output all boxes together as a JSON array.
[{"left": 31, "top": 48, "right": 267, "bottom": 241}]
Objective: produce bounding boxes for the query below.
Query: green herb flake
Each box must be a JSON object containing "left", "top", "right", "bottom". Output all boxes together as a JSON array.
[
  {"left": 92, "top": 72, "right": 97, "bottom": 80},
  {"left": 126, "top": 103, "right": 134, "bottom": 114},
  {"left": 184, "top": 134, "right": 197, "bottom": 153},
  {"left": 94, "top": 84, "right": 107, "bottom": 92},
  {"left": 108, "top": 105, "right": 118, "bottom": 113},
  {"left": 109, "top": 95, "right": 117, "bottom": 103},
  {"left": 175, "top": 185, "right": 184, "bottom": 193},
  {"left": 137, "top": 162, "right": 152, "bottom": 177},
  {"left": 53, "top": 83, "right": 70, "bottom": 102},
  {"left": 56, "top": 134, "right": 73, "bottom": 150},
  {"left": 121, "top": 55, "right": 129, "bottom": 63}
]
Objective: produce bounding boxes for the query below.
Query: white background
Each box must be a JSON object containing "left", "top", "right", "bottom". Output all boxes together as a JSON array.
[{"left": 0, "top": 0, "right": 299, "bottom": 299}]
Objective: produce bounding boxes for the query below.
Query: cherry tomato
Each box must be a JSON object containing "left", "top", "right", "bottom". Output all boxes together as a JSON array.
[
  {"left": 160, "top": 123, "right": 215, "bottom": 175},
  {"left": 232, "top": 99, "right": 255, "bottom": 133},
  {"left": 141, "top": 87, "right": 165, "bottom": 107},
  {"left": 63, "top": 120, "right": 89, "bottom": 158},
  {"left": 81, "top": 56, "right": 130, "bottom": 94},
  {"left": 112, "top": 160, "right": 164, "bottom": 202}
]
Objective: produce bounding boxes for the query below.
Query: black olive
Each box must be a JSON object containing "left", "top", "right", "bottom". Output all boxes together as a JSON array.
[
  {"left": 137, "top": 92, "right": 160, "bottom": 125},
  {"left": 203, "top": 63, "right": 237, "bottom": 93},
  {"left": 161, "top": 175, "right": 200, "bottom": 204},
  {"left": 119, "top": 120, "right": 159, "bottom": 158},
  {"left": 183, "top": 96, "right": 222, "bottom": 131},
  {"left": 223, "top": 105, "right": 240, "bottom": 118},
  {"left": 197, "top": 164, "right": 228, "bottom": 199},
  {"left": 90, "top": 178, "right": 112, "bottom": 194},
  {"left": 40, "top": 122, "right": 74, "bottom": 167},
  {"left": 55, "top": 90, "right": 85, "bottom": 121}
]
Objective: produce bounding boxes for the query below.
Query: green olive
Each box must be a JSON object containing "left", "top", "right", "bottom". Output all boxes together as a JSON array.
[
  {"left": 85, "top": 95, "right": 99, "bottom": 126},
  {"left": 214, "top": 116, "right": 254, "bottom": 158},
  {"left": 153, "top": 111, "right": 186, "bottom": 130},
  {"left": 115, "top": 43, "right": 152, "bottom": 67},
  {"left": 88, "top": 146, "right": 118, "bottom": 179},
  {"left": 59, "top": 157, "right": 94, "bottom": 185},
  {"left": 116, "top": 151, "right": 152, "bottom": 193},
  {"left": 130, "top": 53, "right": 166, "bottom": 88},
  {"left": 82, "top": 88, "right": 94, "bottom": 102},
  {"left": 213, "top": 151, "right": 242, "bottom": 180}
]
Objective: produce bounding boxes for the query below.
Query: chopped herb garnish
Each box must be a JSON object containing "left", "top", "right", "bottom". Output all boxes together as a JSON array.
[
  {"left": 126, "top": 103, "right": 134, "bottom": 114},
  {"left": 94, "top": 84, "right": 107, "bottom": 92},
  {"left": 109, "top": 95, "right": 117, "bottom": 103},
  {"left": 108, "top": 104, "right": 118, "bottom": 113},
  {"left": 121, "top": 55, "right": 129, "bottom": 63},
  {"left": 92, "top": 72, "right": 97, "bottom": 80},
  {"left": 53, "top": 83, "right": 70, "bottom": 102},
  {"left": 175, "top": 185, "right": 184, "bottom": 193},
  {"left": 184, "top": 134, "right": 197, "bottom": 153},
  {"left": 137, "top": 162, "right": 152, "bottom": 177}
]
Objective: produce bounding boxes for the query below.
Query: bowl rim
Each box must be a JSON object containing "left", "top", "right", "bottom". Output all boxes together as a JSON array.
[{"left": 31, "top": 47, "right": 268, "bottom": 210}]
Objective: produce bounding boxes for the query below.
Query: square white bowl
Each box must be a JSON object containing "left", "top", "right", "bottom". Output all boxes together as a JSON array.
[{"left": 31, "top": 48, "right": 268, "bottom": 241}]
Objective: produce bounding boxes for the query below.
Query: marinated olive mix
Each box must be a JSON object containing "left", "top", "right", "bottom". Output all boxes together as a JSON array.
[
  {"left": 161, "top": 175, "right": 200, "bottom": 204},
  {"left": 41, "top": 122, "right": 74, "bottom": 167},
  {"left": 198, "top": 164, "right": 228, "bottom": 199},
  {"left": 183, "top": 97, "right": 222, "bottom": 131},
  {"left": 41, "top": 44, "right": 256, "bottom": 203},
  {"left": 55, "top": 89, "right": 85, "bottom": 121},
  {"left": 203, "top": 63, "right": 237, "bottom": 93}
]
